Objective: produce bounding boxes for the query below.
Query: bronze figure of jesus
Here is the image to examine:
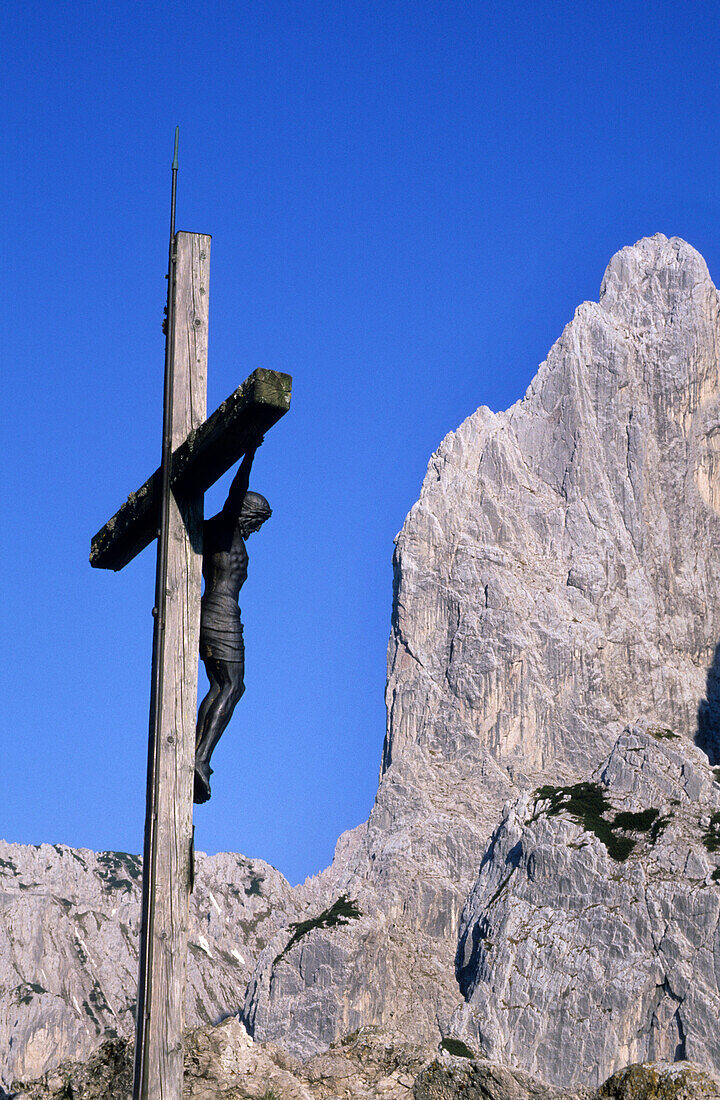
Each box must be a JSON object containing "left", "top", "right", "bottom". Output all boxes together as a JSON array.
[{"left": 194, "top": 439, "right": 270, "bottom": 803}]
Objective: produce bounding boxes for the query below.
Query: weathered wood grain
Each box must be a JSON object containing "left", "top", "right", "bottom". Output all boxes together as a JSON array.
[
  {"left": 90, "top": 367, "right": 291, "bottom": 571},
  {"left": 137, "top": 232, "right": 208, "bottom": 1100}
]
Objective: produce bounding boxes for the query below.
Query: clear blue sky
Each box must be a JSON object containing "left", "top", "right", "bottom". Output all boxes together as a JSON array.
[{"left": 3, "top": 1, "right": 720, "bottom": 885}]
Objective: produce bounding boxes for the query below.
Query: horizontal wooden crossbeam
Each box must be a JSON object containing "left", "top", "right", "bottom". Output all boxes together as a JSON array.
[{"left": 90, "top": 368, "right": 292, "bottom": 571}]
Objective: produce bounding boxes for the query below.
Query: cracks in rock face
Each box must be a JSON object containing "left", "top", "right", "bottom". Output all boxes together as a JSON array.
[
  {"left": 696, "top": 640, "right": 720, "bottom": 765},
  {"left": 638, "top": 871, "right": 690, "bottom": 1064},
  {"left": 625, "top": 409, "right": 635, "bottom": 492},
  {"left": 640, "top": 874, "right": 661, "bottom": 959},
  {"left": 454, "top": 841, "right": 524, "bottom": 1002},
  {"left": 674, "top": 1002, "right": 688, "bottom": 1062},
  {"left": 444, "top": 601, "right": 462, "bottom": 693},
  {"left": 646, "top": 977, "right": 686, "bottom": 1063}
]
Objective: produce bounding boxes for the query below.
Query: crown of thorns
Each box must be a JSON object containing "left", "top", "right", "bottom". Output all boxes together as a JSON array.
[{"left": 240, "top": 491, "right": 272, "bottom": 520}]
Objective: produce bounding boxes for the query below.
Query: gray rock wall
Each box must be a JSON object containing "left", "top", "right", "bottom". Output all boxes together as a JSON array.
[
  {"left": 0, "top": 842, "right": 291, "bottom": 1086},
  {"left": 451, "top": 725, "right": 720, "bottom": 1087},
  {"left": 245, "top": 235, "right": 720, "bottom": 1069}
]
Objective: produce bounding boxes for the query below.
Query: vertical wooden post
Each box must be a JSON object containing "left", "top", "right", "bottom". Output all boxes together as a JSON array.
[{"left": 136, "top": 232, "right": 210, "bottom": 1099}]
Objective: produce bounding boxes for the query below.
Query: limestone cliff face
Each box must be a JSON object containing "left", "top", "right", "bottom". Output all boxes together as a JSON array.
[
  {"left": 385, "top": 233, "right": 720, "bottom": 793},
  {"left": 0, "top": 843, "right": 292, "bottom": 1086},
  {"left": 3, "top": 234, "right": 720, "bottom": 1090},
  {"left": 451, "top": 725, "right": 720, "bottom": 1087},
  {"left": 244, "top": 234, "right": 720, "bottom": 1065}
]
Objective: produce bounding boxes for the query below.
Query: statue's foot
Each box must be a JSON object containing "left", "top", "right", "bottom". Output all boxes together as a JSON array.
[{"left": 194, "top": 761, "right": 213, "bottom": 804}]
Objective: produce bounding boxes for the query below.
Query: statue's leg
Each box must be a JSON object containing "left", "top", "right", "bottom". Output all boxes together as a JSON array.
[
  {"left": 196, "top": 659, "right": 244, "bottom": 767},
  {"left": 194, "top": 658, "right": 244, "bottom": 803},
  {"left": 196, "top": 658, "right": 221, "bottom": 749}
]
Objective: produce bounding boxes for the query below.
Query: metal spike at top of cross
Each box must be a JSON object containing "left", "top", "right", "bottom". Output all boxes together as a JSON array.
[{"left": 90, "top": 131, "right": 291, "bottom": 1100}]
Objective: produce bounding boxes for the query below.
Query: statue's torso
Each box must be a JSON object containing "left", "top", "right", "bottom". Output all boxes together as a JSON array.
[{"left": 202, "top": 514, "right": 248, "bottom": 603}]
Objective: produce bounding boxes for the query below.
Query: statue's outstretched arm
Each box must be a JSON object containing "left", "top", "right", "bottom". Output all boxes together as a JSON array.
[{"left": 222, "top": 437, "right": 262, "bottom": 518}]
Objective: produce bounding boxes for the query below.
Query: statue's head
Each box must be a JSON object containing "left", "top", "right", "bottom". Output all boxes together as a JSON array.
[{"left": 240, "top": 491, "right": 272, "bottom": 535}]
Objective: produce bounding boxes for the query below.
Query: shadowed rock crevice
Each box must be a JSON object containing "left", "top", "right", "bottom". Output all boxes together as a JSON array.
[{"left": 697, "top": 642, "right": 720, "bottom": 765}]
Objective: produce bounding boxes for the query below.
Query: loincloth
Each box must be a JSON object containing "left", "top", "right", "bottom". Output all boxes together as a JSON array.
[{"left": 200, "top": 591, "right": 245, "bottom": 663}]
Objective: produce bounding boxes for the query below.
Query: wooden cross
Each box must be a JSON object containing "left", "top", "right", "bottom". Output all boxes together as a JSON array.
[{"left": 91, "top": 231, "right": 291, "bottom": 1099}]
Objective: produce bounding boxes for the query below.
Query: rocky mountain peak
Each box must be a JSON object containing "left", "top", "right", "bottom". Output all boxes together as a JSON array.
[
  {"left": 599, "top": 233, "right": 713, "bottom": 326},
  {"left": 245, "top": 233, "right": 720, "bottom": 1074}
]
